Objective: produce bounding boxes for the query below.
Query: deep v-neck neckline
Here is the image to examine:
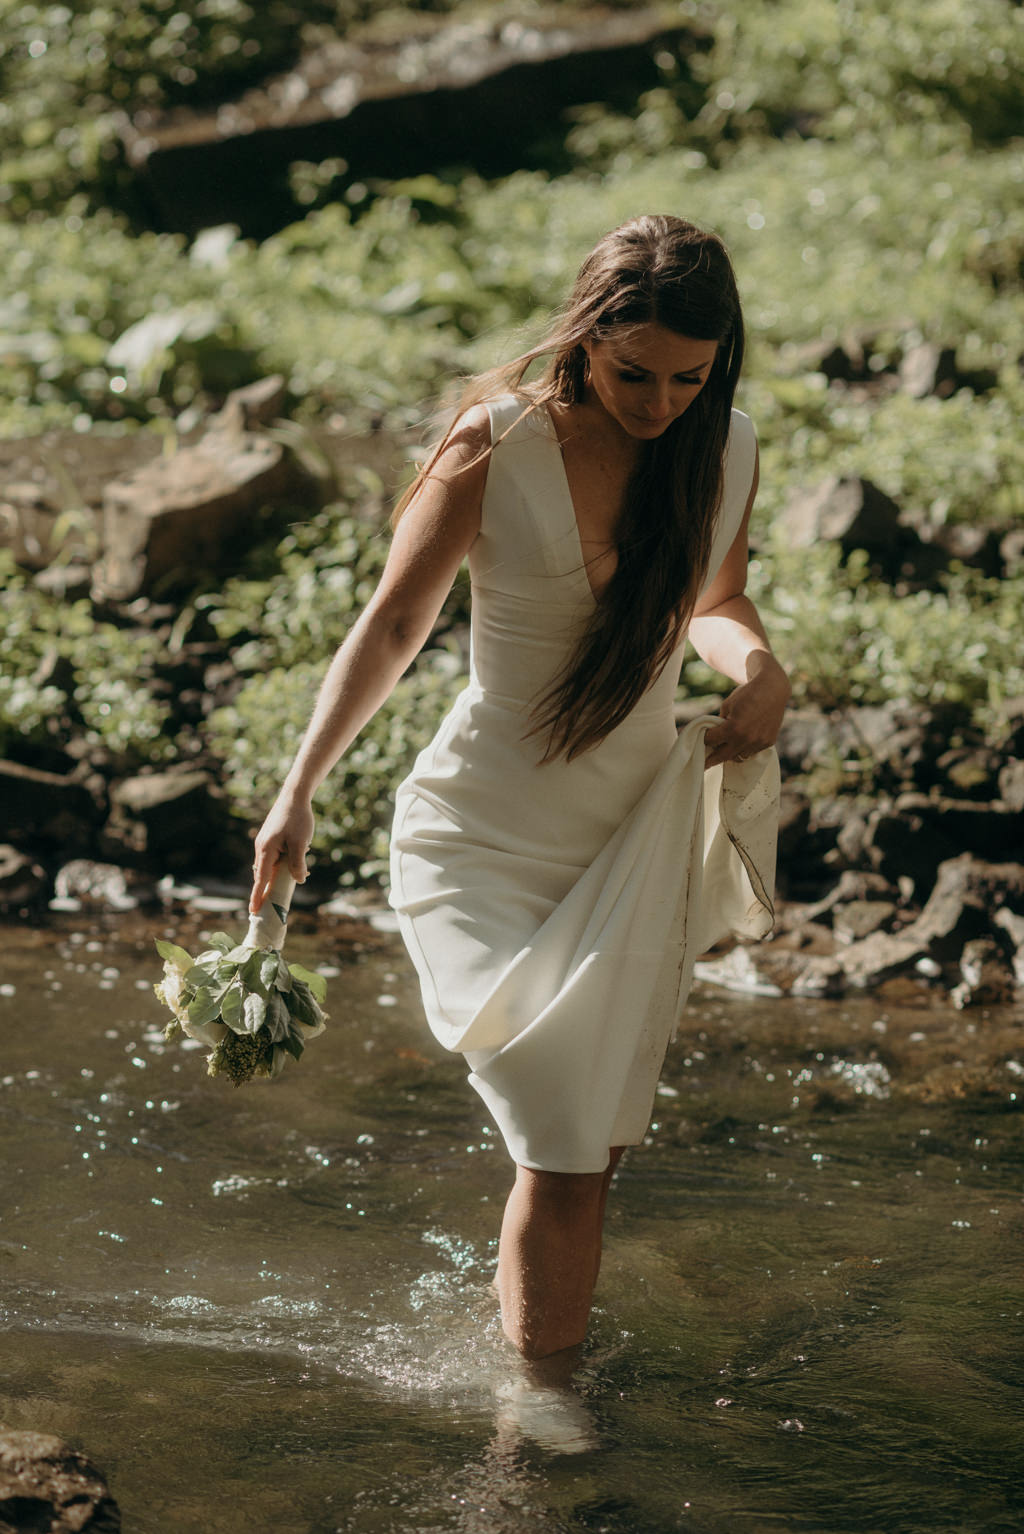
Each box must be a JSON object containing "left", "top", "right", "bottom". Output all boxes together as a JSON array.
[{"left": 540, "top": 402, "right": 609, "bottom": 604}]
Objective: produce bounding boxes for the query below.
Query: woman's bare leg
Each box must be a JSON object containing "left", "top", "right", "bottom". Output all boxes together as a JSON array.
[{"left": 496, "top": 1147, "right": 625, "bottom": 1360}]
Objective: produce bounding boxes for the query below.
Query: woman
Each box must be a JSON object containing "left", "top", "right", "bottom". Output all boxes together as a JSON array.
[{"left": 250, "top": 215, "right": 790, "bottom": 1363}]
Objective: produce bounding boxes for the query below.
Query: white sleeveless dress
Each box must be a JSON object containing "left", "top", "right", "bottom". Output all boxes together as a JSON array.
[{"left": 389, "top": 396, "right": 779, "bottom": 1173}]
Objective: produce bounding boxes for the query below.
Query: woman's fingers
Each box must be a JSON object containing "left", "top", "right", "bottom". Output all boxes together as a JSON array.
[{"left": 250, "top": 807, "right": 313, "bottom": 913}]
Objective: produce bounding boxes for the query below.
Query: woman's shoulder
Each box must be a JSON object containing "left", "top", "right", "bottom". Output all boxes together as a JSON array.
[
  {"left": 726, "top": 406, "right": 756, "bottom": 450},
  {"left": 724, "top": 407, "right": 757, "bottom": 485},
  {"left": 480, "top": 391, "right": 548, "bottom": 442}
]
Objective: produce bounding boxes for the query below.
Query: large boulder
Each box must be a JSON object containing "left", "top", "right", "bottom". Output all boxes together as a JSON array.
[
  {"left": 120, "top": 9, "right": 708, "bottom": 238},
  {"left": 0, "top": 760, "right": 101, "bottom": 851},
  {"left": 0, "top": 1428, "right": 120, "bottom": 1532},
  {"left": 100, "top": 769, "right": 228, "bottom": 866},
  {"left": 93, "top": 408, "right": 295, "bottom": 601}
]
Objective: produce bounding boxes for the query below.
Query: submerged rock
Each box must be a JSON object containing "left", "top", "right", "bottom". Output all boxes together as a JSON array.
[
  {"left": 0, "top": 1428, "right": 120, "bottom": 1532},
  {"left": 951, "top": 937, "right": 1017, "bottom": 1010},
  {"left": 0, "top": 845, "right": 47, "bottom": 911}
]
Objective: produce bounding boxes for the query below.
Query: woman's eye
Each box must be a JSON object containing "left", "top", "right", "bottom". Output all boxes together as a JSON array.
[{"left": 617, "top": 371, "right": 645, "bottom": 383}]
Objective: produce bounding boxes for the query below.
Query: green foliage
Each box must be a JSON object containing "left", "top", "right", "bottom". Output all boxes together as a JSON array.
[
  {"left": 0, "top": 0, "right": 340, "bottom": 217},
  {"left": 691, "top": 544, "right": 1024, "bottom": 742},
  {"left": 206, "top": 649, "right": 466, "bottom": 875},
  {"left": 204, "top": 505, "right": 394, "bottom": 670},
  {"left": 0, "top": 550, "right": 177, "bottom": 763},
  {"left": 690, "top": 0, "right": 1024, "bottom": 148},
  {"left": 749, "top": 375, "right": 1024, "bottom": 530}
]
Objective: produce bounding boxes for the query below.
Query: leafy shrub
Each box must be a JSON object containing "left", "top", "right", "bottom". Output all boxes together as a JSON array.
[
  {"left": 683, "top": 543, "right": 1024, "bottom": 745},
  {"left": 206, "top": 650, "right": 466, "bottom": 876},
  {"left": 0, "top": 551, "right": 177, "bottom": 764},
  {"left": 205, "top": 504, "right": 395, "bottom": 671},
  {"left": 690, "top": 0, "right": 1024, "bottom": 148}
]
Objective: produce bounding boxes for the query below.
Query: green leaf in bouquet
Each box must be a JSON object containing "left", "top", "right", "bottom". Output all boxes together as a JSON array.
[
  {"left": 155, "top": 939, "right": 194, "bottom": 970},
  {"left": 274, "top": 954, "right": 292, "bottom": 993},
  {"left": 226, "top": 943, "right": 254, "bottom": 963},
  {"left": 287, "top": 963, "right": 327, "bottom": 1004},
  {"left": 206, "top": 933, "right": 235, "bottom": 954},
  {"left": 188, "top": 986, "right": 223, "bottom": 1028},
  {"left": 242, "top": 992, "right": 267, "bottom": 1035},
  {"left": 185, "top": 962, "right": 219, "bottom": 989},
  {"left": 266, "top": 991, "right": 290, "bottom": 1043},
  {"left": 240, "top": 949, "right": 266, "bottom": 994},
  {"left": 259, "top": 951, "right": 280, "bottom": 991},
  {"left": 215, "top": 957, "right": 241, "bottom": 983},
  {"left": 220, "top": 983, "right": 244, "bottom": 1033},
  {"left": 281, "top": 1030, "right": 305, "bottom": 1062},
  {"left": 286, "top": 979, "right": 320, "bottom": 1029}
]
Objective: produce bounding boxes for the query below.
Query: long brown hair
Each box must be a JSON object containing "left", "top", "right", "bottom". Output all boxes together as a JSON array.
[{"left": 398, "top": 215, "right": 745, "bottom": 760}]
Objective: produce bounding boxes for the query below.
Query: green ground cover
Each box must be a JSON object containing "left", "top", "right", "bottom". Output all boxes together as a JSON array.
[{"left": 2, "top": 0, "right": 1022, "bottom": 872}]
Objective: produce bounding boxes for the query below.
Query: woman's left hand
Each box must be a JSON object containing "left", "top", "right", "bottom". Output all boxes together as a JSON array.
[{"left": 703, "top": 655, "right": 790, "bottom": 769}]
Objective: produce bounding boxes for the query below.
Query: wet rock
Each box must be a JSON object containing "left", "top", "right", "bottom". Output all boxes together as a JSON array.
[
  {"left": 857, "top": 802, "right": 957, "bottom": 896},
  {"left": 831, "top": 854, "right": 1024, "bottom": 988},
  {"left": 937, "top": 745, "right": 1003, "bottom": 800},
  {"left": 993, "top": 908, "right": 1024, "bottom": 986},
  {"left": 834, "top": 809, "right": 872, "bottom": 868},
  {"left": 0, "top": 845, "right": 48, "bottom": 911},
  {"left": 832, "top": 899, "right": 899, "bottom": 945},
  {"left": 893, "top": 793, "right": 1023, "bottom": 864},
  {"left": 93, "top": 391, "right": 300, "bottom": 601},
  {"left": 832, "top": 929, "right": 926, "bottom": 989},
  {"left": 51, "top": 859, "right": 153, "bottom": 912},
  {"left": 101, "top": 770, "right": 226, "bottom": 866},
  {"left": 693, "top": 940, "right": 845, "bottom": 998},
  {"left": 0, "top": 1427, "right": 120, "bottom": 1532},
  {"left": 789, "top": 954, "right": 847, "bottom": 997},
  {"left": 0, "top": 760, "right": 101, "bottom": 851},
  {"left": 951, "top": 937, "right": 1017, "bottom": 1010},
  {"left": 774, "top": 708, "right": 836, "bottom": 776},
  {"left": 693, "top": 944, "right": 784, "bottom": 997},
  {"left": 912, "top": 853, "right": 1024, "bottom": 956},
  {"left": 997, "top": 758, "right": 1024, "bottom": 813}
]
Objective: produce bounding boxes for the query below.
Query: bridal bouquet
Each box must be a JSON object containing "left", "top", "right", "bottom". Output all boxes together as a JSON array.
[{"left": 154, "top": 868, "right": 327, "bottom": 1084}]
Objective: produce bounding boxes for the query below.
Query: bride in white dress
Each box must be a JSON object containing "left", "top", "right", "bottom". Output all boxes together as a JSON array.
[{"left": 250, "top": 214, "right": 790, "bottom": 1363}]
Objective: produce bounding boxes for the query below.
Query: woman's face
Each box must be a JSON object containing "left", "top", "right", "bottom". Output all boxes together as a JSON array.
[{"left": 582, "top": 323, "right": 719, "bottom": 440}]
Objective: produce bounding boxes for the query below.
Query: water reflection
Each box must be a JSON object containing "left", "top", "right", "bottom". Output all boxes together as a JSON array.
[{"left": 1, "top": 913, "right": 1022, "bottom": 1531}]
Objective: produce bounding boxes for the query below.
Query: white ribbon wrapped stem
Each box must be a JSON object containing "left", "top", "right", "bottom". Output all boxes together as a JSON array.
[{"left": 245, "top": 863, "right": 296, "bottom": 952}]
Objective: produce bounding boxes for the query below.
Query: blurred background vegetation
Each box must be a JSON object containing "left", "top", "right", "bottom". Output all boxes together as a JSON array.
[{"left": 2, "top": 0, "right": 1022, "bottom": 879}]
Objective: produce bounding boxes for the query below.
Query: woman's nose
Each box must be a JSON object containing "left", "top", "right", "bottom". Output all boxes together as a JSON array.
[{"left": 643, "top": 385, "right": 671, "bottom": 418}]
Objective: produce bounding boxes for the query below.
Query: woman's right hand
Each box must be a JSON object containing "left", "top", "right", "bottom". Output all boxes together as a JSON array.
[{"left": 250, "top": 792, "right": 315, "bottom": 913}]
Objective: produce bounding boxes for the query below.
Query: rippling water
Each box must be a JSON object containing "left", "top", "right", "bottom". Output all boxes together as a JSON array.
[{"left": 2, "top": 911, "right": 1022, "bottom": 1532}]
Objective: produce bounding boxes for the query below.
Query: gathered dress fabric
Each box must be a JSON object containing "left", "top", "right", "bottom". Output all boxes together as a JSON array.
[{"left": 389, "top": 396, "right": 780, "bottom": 1173}]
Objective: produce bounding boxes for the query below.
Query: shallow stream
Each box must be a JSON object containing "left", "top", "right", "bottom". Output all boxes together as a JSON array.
[{"left": 1, "top": 910, "right": 1022, "bottom": 1532}]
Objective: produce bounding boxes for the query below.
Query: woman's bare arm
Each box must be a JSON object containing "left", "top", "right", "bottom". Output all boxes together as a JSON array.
[
  {"left": 250, "top": 408, "right": 490, "bottom": 910},
  {"left": 687, "top": 447, "right": 790, "bottom": 766}
]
